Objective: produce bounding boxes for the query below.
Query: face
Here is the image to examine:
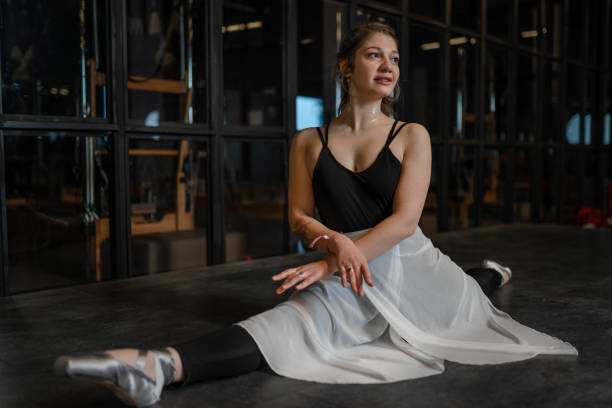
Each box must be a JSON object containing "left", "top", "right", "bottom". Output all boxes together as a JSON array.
[{"left": 343, "top": 32, "right": 400, "bottom": 99}]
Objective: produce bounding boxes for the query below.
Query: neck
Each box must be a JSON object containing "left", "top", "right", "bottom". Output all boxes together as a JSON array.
[{"left": 337, "top": 96, "right": 386, "bottom": 131}]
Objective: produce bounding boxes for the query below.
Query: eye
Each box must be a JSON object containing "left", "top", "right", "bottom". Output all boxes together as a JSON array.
[
  {"left": 367, "top": 52, "right": 380, "bottom": 58},
  {"left": 391, "top": 56, "right": 400, "bottom": 63}
]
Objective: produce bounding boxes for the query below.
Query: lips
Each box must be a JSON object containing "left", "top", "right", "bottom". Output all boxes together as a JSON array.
[{"left": 374, "top": 76, "right": 393, "bottom": 85}]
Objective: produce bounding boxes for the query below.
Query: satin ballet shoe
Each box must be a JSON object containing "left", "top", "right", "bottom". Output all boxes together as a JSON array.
[
  {"left": 482, "top": 259, "right": 512, "bottom": 288},
  {"left": 54, "top": 349, "right": 175, "bottom": 407}
]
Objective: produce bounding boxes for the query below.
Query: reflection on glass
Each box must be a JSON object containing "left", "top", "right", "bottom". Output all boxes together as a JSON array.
[
  {"left": 123, "top": 138, "right": 208, "bottom": 276},
  {"left": 487, "top": 0, "right": 511, "bottom": 39},
  {"left": 5, "top": 133, "right": 109, "bottom": 293},
  {"left": 542, "top": 60, "right": 561, "bottom": 143},
  {"left": 297, "top": 0, "right": 324, "bottom": 130},
  {"left": 567, "top": 0, "right": 582, "bottom": 61},
  {"left": 408, "top": 25, "right": 441, "bottom": 137},
  {"left": 355, "top": 9, "right": 400, "bottom": 34},
  {"left": 514, "top": 149, "right": 533, "bottom": 221},
  {"left": 542, "top": 0, "right": 562, "bottom": 57},
  {"left": 562, "top": 149, "right": 580, "bottom": 223},
  {"left": 542, "top": 147, "right": 557, "bottom": 222},
  {"left": 1, "top": 0, "right": 108, "bottom": 117},
  {"left": 420, "top": 145, "right": 439, "bottom": 235},
  {"left": 518, "top": 0, "right": 538, "bottom": 50},
  {"left": 450, "top": 34, "right": 478, "bottom": 139},
  {"left": 127, "top": 0, "right": 206, "bottom": 125},
  {"left": 224, "top": 141, "right": 285, "bottom": 261},
  {"left": 584, "top": 150, "right": 597, "bottom": 207},
  {"left": 485, "top": 46, "right": 508, "bottom": 142},
  {"left": 223, "top": 0, "right": 282, "bottom": 126},
  {"left": 565, "top": 64, "right": 582, "bottom": 144},
  {"left": 481, "top": 149, "right": 506, "bottom": 226},
  {"left": 448, "top": 145, "right": 476, "bottom": 229},
  {"left": 605, "top": 77, "right": 611, "bottom": 146},
  {"left": 585, "top": 72, "right": 596, "bottom": 145},
  {"left": 451, "top": 0, "right": 480, "bottom": 30},
  {"left": 517, "top": 54, "right": 537, "bottom": 143},
  {"left": 586, "top": 1, "right": 601, "bottom": 65},
  {"left": 410, "top": 0, "right": 444, "bottom": 21}
]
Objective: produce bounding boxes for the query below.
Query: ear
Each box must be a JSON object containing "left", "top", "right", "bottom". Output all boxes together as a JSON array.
[{"left": 339, "top": 59, "right": 351, "bottom": 78}]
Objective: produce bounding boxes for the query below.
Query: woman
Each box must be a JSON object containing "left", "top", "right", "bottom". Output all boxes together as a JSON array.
[{"left": 55, "top": 23, "right": 577, "bottom": 407}]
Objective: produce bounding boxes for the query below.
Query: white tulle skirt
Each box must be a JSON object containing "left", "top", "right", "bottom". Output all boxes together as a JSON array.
[{"left": 236, "top": 227, "right": 578, "bottom": 384}]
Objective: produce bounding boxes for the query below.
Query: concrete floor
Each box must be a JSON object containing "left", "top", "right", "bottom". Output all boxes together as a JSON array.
[{"left": 1, "top": 223, "right": 610, "bottom": 407}]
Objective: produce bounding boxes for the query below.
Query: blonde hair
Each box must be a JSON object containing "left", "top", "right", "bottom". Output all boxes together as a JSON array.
[{"left": 335, "top": 22, "right": 401, "bottom": 117}]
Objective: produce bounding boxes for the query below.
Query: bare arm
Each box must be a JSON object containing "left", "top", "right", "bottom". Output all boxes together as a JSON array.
[
  {"left": 324, "top": 123, "right": 432, "bottom": 272},
  {"left": 288, "top": 128, "right": 340, "bottom": 253}
]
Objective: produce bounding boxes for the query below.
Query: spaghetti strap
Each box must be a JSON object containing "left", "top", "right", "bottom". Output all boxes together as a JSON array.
[
  {"left": 384, "top": 120, "right": 399, "bottom": 147},
  {"left": 387, "top": 121, "right": 409, "bottom": 146},
  {"left": 315, "top": 126, "right": 327, "bottom": 148}
]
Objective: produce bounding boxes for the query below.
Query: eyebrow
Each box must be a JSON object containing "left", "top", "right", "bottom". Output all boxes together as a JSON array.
[{"left": 364, "top": 46, "right": 399, "bottom": 54}]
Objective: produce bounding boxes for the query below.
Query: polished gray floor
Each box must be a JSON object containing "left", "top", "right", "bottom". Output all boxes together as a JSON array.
[{"left": 1, "top": 224, "right": 610, "bottom": 407}]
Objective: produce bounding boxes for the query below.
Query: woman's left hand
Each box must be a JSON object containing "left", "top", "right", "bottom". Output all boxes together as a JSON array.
[{"left": 272, "top": 257, "right": 333, "bottom": 295}]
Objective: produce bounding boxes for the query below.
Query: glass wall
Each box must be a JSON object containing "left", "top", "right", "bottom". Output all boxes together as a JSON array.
[
  {"left": 408, "top": 25, "right": 442, "bottom": 138},
  {"left": 121, "top": 137, "right": 209, "bottom": 277},
  {"left": 223, "top": 0, "right": 283, "bottom": 127},
  {"left": 1, "top": 0, "right": 108, "bottom": 118},
  {"left": 126, "top": 0, "right": 208, "bottom": 125},
  {"left": 224, "top": 140, "right": 285, "bottom": 261},
  {"left": 4, "top": 132, "right": 109, "bottom": 293},
  {"left": 2, "top": 0, "right": 612, "bottom": 294},
  {"left": 450, "top": 33, "right": 478, "bottom": 140}
]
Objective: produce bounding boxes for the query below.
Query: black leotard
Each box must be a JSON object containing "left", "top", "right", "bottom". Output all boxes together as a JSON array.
[{"left": 312, "top": 119, "right": 408, "bottom": 233}]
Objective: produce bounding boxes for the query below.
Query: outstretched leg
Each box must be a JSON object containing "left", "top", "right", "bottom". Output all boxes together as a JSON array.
[
  {"left": 55, "top": 325, "right": 264, "bottom": 406},
  {"left": 465, "top": 259, "right": 512, "bottom": 297}
]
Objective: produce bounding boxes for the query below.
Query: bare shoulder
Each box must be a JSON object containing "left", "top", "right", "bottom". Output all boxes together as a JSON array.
[
  {"left": 395, "top": 122, "right": 431, "bottom": 157},
  {"left": 291, "top": 126, "right": 323, "bottom": 152}
]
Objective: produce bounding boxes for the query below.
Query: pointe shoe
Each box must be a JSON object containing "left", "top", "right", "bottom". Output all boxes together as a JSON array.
[
  {"left": 482, "top": 259, "right": 512, "bottom": 288},
  {"left": 54, "top": 349, "right": 175, "bottom": 407}
]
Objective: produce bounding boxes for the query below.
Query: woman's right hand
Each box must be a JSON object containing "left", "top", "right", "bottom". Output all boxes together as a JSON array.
[{"left": 328, "top": 234, "right": 374, "bottom": 296}]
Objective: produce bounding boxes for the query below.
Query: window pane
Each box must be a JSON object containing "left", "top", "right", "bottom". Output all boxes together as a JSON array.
[
  {"left": 450, "top": 34, "right": 478, "bottom": 139},
  {"left": 565, "top": 64, "right": 582, "bottom": 145},
  {"left": 542, "top": 0, "right": 562, "bottom": 57},
  {"left": 420, "top": 144, "right": 439, "bottom": 235},
  {"left": 487, "top": 0, "right": 511, "bottom": 39},
  {"left": 514, "top": 149, "right": 534, "bottom": 221},
  {"left": 605, "top": 75, "right": 611, "bottom": 146},
  {"left": 408, "top": 25, "right": 441, "bottom": 138},
  {"left": 541, "top": 147, "right": 558, "bottom": 222},
  {"left": 586, "top": 0, "right": 601, "bottom": 65},
  {"left": 481, "top": 149, "right": 506, "bottom": 226},
  {"left": 5, "top": 132, "right": 109, "bottom": 293},
  {"left": 542, "top": 60, "right": 562, "bottom": 143},
  {"left": 585, "top": 71, "right": 596, "bottom": 146},
  {"left": 517, "top": 54, "right": 537, "bottom": 143},
  {"left": 451, "top": 0, "right": 480, "bottom": 30},
  {"left": 355, "top": 9, "right": 400, "bottom": 34},
  {"left": 485, "top": 46, "right": 509, "bottom": 142},
  {"left": 562, "top": 149, "right": 581, "bottom": 223},
  {"left": 297, "top": 0, "right": 324, "bottom": 130},
  {"left": 126, "top": 137, "right": 208, "bottom": 276},
  {"left": 448, "top": 144, "right": 476, "bottom": 229},
  {"left": 567, "top": 0, "right": 582, "bottom": 61},
  {"left": 1, "top": 0, "right": 108, "bottom": 117},
  {"left": 518, "top": 0, "right": 539, "bottom": 50},
  {"left": 224, "top": 141, "right": 285, "bottom": 261},
  {"left": 410, "top": 0, "right": 444, "bottom": 21},
  {"left": 127, "top": 1, "right": 206, "bottom": 125},
  {"left": 223, "top": 0, "right": 282, "bottom": 127}
]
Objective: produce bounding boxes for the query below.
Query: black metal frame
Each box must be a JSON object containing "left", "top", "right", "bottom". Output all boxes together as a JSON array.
[{"left": 0, "top": 0, "right": 610, "bottom": 295}]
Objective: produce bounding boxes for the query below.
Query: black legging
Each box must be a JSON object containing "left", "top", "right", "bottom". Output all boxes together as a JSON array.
[{"left": 173, "top": 267, "right": 502, "bottom": 385}]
